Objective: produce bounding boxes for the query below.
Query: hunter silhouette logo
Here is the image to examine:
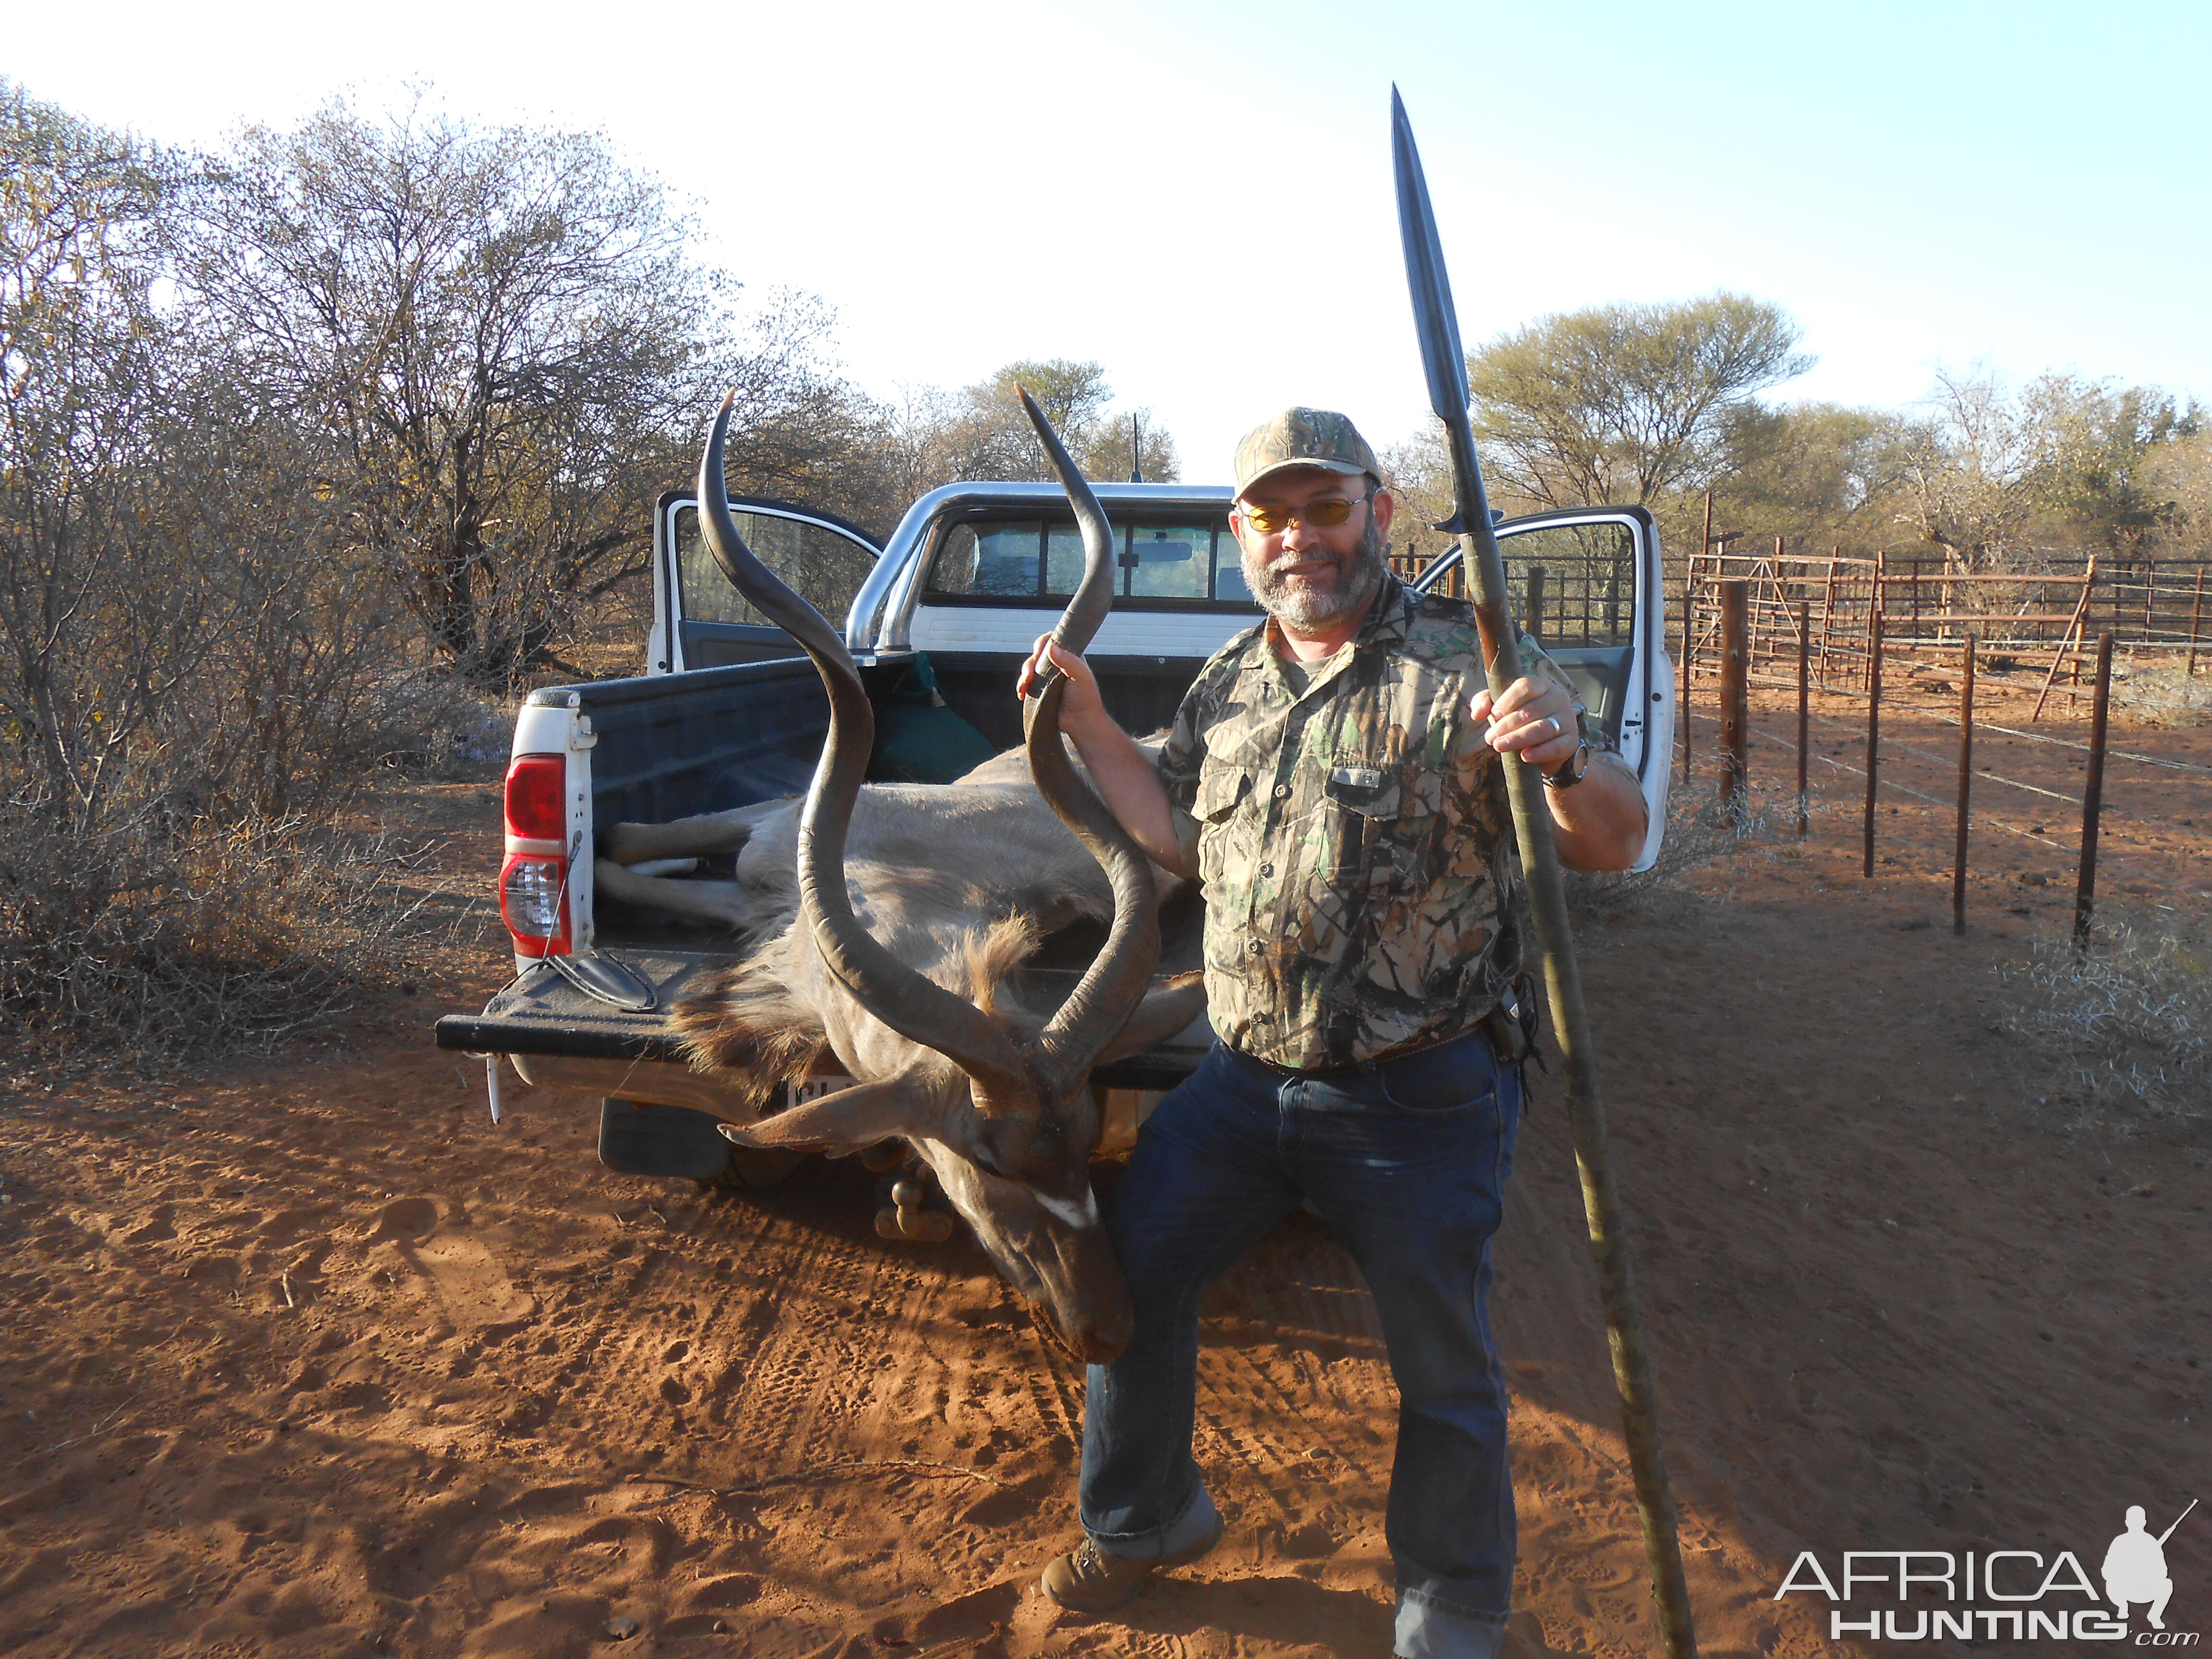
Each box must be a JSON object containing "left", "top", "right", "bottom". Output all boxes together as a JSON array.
[{"left": 2107, "top": 1501, "right": 2195, "bottom": 1632}]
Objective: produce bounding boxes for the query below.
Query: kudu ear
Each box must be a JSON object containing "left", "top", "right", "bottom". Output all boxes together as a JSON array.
[
  {"left": 718, "top": 1072, "right": 1003, "bottom": 1169},
  {"left": 718, "top": 1078, "right": 932, "bottom": 1155},
  {"left": 1094, "top": 971, "right": 1208, "bottom": 1065}
]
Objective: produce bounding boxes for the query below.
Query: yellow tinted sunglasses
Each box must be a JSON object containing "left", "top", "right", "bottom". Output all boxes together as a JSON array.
[{"left": 1237, "top": 489, "right": 1374, "bottom": 535}]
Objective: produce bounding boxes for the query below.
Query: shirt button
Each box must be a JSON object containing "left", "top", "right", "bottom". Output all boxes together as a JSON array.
[{"left": 1273, "top": 784, "right": 1290, "bottom": 799}]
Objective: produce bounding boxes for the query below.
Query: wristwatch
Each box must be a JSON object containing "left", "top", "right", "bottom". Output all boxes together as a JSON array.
[{"left": 1541, "top": 738, "right": 1590, "bottom": 790}]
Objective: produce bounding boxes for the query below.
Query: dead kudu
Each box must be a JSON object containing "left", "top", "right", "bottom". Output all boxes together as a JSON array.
[{"left": 594, "top": 391, "right": 1203, "bottom": 1362}]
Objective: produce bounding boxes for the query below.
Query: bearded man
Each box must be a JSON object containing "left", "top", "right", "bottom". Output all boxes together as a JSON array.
[{"left": 1017, "top": 408, "right": 1649, "bottom": 1659}]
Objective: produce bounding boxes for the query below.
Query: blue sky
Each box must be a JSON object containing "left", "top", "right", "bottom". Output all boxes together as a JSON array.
[{"left": 10, "top": 0, "right": 2206, "bottom": 477}]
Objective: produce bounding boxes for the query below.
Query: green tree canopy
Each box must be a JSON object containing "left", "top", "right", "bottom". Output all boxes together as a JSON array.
[
  {"left": 878, "top": 357, "right": 1178, "bottom": 494},
  {"left": 1712, "top": 401, "right": 1906, "bottom": 549},
  {"left": 1469, "top": 291, "right": 1814, "bottom": 509}
]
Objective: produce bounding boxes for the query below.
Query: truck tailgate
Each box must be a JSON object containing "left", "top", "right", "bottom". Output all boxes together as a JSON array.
[
  {"left": 435, "top": 952, "right": 1212, "bottom": 1093},
  {"left": 434, "top": 944, "right": 719, "bottom": 1065}
]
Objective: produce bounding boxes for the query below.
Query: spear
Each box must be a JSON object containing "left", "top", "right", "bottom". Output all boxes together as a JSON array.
[{"left": 1392, "top": 88, "right": 1698, "bottom": 1659}]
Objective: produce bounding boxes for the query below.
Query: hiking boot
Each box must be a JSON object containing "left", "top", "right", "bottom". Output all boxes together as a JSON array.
[{"left": 1038, "top": 1513, "right": 1225, "bottom": 1614}]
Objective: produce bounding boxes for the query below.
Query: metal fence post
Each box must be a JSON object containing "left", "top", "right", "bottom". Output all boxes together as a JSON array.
[
  {"left": 2189, "top": 569, "right": 2205, "bottom": 677},
  {"left": 2074, "top": 632, "right": 2115, "bottom": 950},
  {"left": 1863, "top": 605, "right": 1883, "bottom": 878},
  {"left": 1796, "top": 597, "right": 1810, "bottom": 840},
  {"left": 1953, "top": 635, "right": 1976, "bottom": 936},
  {"left": 1718, "top": 580, "right": 1750, "bottom": 816}
]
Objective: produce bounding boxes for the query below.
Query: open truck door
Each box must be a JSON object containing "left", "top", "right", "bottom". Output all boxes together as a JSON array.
[
  {"left": 650, "top": 490, "right": 881, "bottom": 675},
  {"left": 1412, "top": 506, "right": 1674, "bottom": 872}
]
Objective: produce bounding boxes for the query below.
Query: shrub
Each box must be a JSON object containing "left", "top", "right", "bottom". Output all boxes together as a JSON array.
[
  {"left": 0, "top": 808, "right": 444, "bottom": 1064},
  {"left": 1996, "top": 913, "right": 2211, "bottom": 1133}
]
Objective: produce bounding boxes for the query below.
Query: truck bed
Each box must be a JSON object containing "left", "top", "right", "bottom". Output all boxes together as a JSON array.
[{"left": 434, "top": 647, "right": 1218, "bottom": 1106}]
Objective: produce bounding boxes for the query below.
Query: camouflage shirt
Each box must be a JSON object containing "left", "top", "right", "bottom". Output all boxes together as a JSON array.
[{"left": 1159, "top": 574, "right": 1610, "bottom": 1071}]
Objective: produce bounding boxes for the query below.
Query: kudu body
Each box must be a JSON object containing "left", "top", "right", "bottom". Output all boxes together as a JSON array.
[{"left": 599, "top": 393, "right": 1203, "bottom": 1362}]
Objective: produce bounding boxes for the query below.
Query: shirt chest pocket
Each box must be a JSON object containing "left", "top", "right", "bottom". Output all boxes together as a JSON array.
[
  {"left": 1322, "top": 761, "right": 1444, "bottom": 891},
  {"left": 1194, "top": 759, "right": 1252, "bottom": 824},
  {"left": 1192, "top": 758, "right": 1258, "bottom": 894}
]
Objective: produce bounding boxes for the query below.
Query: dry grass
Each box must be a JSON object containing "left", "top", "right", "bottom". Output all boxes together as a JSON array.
[
  {"left": 1996, "top": 909, "right": 2212, "bottom": 1135},
  {"left": 0, "top": 811, "right": 457, "bottom": 1068},
  {"left": 1564, "top": 771, "right": 1787, "bottom": 917},
  {"left": 2115, "top": 656, "right": 2212, "bottom": 724},
  {"left": 0, "top": 642, "right": 509, "bottom": 1071}
]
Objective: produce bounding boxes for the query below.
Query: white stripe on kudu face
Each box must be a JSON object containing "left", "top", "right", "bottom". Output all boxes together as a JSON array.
[{"left": 1034, "top": 1187, "right": 1101, "bottom": 1231}]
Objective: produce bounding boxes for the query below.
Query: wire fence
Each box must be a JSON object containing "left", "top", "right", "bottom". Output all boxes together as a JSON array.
[{"left": 1676, "top": 549, "right": 2212, "bottom": 718}]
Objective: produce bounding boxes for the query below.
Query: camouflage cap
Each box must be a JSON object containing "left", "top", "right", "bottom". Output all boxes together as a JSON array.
[{"left": 1233, "top": 408, "right": 1381, "bottom": 497}]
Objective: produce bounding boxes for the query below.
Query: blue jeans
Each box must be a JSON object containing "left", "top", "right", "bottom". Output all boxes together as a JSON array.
[{"left": 1079, "top": 1033, "right": 1521, "bottom": 1659}]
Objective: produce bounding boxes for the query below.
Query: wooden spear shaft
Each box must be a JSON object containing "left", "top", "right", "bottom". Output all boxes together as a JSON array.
[
  {"left": 1395, "top": 91, "right": 1697, "bottom": 1659},
  {"left": 1449, "top": 416, "right": 1696, "bottom": 1659}
]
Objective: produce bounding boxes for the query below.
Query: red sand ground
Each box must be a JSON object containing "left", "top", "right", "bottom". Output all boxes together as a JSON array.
[{"left": 2, "top": 691, "right": 2206, "bottom": 1659}]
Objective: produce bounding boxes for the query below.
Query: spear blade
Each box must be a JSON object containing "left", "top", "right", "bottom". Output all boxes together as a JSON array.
[
  {"left": 1391, "top": 85, "right": 1470, "bottom": 425},
  {"left": 1390, "top": 85, "right": 1501, "bottom": 607}
]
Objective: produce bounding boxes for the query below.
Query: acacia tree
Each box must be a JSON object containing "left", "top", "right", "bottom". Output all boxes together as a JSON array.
[
  {"left": 187, "top": 96, "right": 842, "bottom": 688},
  {"left": 1894, "top": 368, "right": 2052, "bottom": 571},
  {"left": 1, "top": 83, "right": 424, "bottom": 834},
  {"left": 1712, "top": 401, "right": 1908, "bottom": 552},
  {"left": 1468, "top": 292, "right": 1813, "bottom": 509},
  {"left": 2140, "top": 431, "right": 2212, "bottom": 560},
  {"left": 0, "top": 82, "right": 176, "bottom": 818},
  {"left": 2026, "top": 377, "right": 2197, "bottom": 557},
  {"left": 879, "top": 357, "right": 1178, "bottom": 497}
]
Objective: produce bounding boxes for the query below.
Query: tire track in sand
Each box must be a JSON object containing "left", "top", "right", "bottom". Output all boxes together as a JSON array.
[
  {"left": 723, "top": 1205, "right": 920, "bottom": 1477},
  {"left": 532, "top": 1189, "right": 769, "bottom": 1444}
]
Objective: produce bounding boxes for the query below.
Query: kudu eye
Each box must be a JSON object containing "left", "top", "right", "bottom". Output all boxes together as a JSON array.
[{"left": 964, "top": 1133, "right": 1011, "bottom": 1182}]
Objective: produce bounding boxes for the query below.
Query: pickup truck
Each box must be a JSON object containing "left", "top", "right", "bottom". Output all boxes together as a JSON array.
[{"left": 434, "top": 480, "right": 1675, "bottom": 1186}]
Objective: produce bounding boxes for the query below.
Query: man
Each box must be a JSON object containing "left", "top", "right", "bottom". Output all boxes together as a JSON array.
[
  {"left": 1018, "top": 408, "right": 1648, "bottom": 1659},
  {"left": 2103, "top": 1505, "right": 2176, "bottom": 1630}
]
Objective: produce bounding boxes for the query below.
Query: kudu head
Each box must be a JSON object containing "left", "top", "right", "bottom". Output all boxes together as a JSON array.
[{"left": 695, "top": 389, "right": 1190, "bottom": 1362}]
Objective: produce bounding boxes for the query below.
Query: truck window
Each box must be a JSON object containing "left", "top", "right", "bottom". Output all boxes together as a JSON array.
[
  {"left": 928, "top": 515, "right": 1246, "bottom": 607},
  {"left": 1214, "top": 547, "right": 1254, "bottom": 604},
  {"left": 931, "top": 521, "right": 1047, "bottom": 598},
  {"left": 1494, "top": 519, "right": 1642, "bottom": 746},
  {"left": 1124, "top": 528, "right": 1207, "bottom": 600},
  {"left": 1502, "top": 521, "right": 1638, "bottom": 646},
  {"left": 674, "top": 504, "right": 878, "bottom": 627}
]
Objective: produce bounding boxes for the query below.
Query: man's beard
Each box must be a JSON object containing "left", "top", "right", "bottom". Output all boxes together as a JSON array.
[{"left": 1243, "top": 511, "right": 1388, "bottom": 632}]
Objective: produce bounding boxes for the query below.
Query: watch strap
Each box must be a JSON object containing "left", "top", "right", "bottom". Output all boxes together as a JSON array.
[{"left": 1542, "top": 739, "right": 1589, "bottom": 790}]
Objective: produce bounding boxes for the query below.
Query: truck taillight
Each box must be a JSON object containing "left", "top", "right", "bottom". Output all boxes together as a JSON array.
[
  {"left": 503, "top": 753, "right": 570, "bottom": 957},
  {"left": 500, "top": 853, "right": 571, "bottom": 956},
  {"left": 505, "top": 754, "right": 566, "bottom": 842}
]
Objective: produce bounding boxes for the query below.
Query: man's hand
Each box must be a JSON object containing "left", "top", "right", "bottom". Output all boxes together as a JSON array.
[
  {"left": 1017, "top": 635, "right": 1120, "bottom": 747},
  {"left": 1470, "top": 673, "right": 1649, "bottom": 871},
  {"left": 1012, "top": 636, "right": 1190, "bottom": 878},
  {"left": 1470, "top": 675, "right": 1581, "bottom": 772}
]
